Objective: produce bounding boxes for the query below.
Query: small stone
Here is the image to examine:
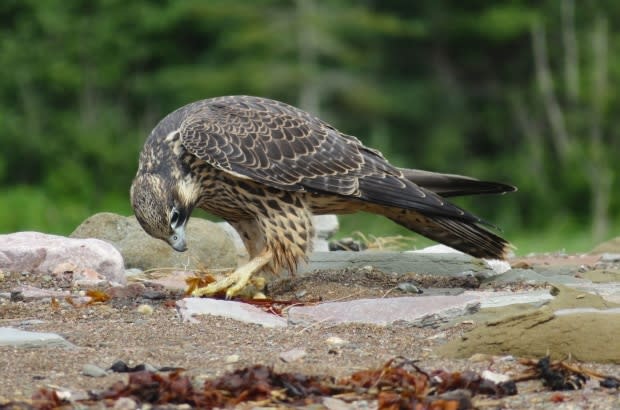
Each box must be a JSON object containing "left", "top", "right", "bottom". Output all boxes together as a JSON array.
[
  {"left": 482, "top": 370, "right": 510, "bottom": 384},
  {"left": 322, "top": 397, "right": 351, "bottom": 410},
  {"left": 141, "top": 290, "right": 166, "bottom": 300},
  {"left": 124, "top": 268, "right": 143, "bottom": 278},
  {"left": 397, "top": 282, "right": 422, "bottom": 294},
  {"left": 295, "top": 289, "right": 307, "bottom": 299},
  {"left": 10, "top": 291, "right": 24, "bottom": 302},
  {"left": 325, "top": 336, "right": 348, "bottom": 346},
  {"left": 600, "top": 253, "right": 620, "bottom": 262},
  {"left": 279, "top": 347, "right": 306, "bottom": 363},
  {"left": 82, "top": 364, "right": 108, "bottom": 377},
  {"left": 136, "top": 304, "right": 154, "bottom": 315},
  {"left": 113, "top": 397, "right": 137, "bottom": 410},
  {"left": 225, "top": 354, "right": 240, "bottom": 363},
  {"left": 143, "top": 363, "right": 158, "bottom": 372}
]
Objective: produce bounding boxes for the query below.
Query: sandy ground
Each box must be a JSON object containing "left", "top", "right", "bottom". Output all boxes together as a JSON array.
[{"left": 1, "top": 267, "right": 619, "bottom": 409}]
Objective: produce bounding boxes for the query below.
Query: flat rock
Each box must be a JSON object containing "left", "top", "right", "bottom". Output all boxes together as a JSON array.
[
  {"left": 591, "top": 236, "right": 620, "bottom": 254},
  {"left": 0, "top": 285, "right": 70, "bottom": 301},
  {"left": 0, "top": 327, "right": 75, "bottom": 348},
  {"left": 302, "top": 251, "right": 492, "bottom": 277},
  {"left": 287, "top": 295, "right": 480, "bottom": 326},
  {"left": 176, "top": 298, "right": 287, "bottom": 328},
  {"left": 464, "top": 289, "right": 554, "bottom": 309},
  {"left": 437, "top": 286, "right": 620, "bottom": 363},
  {"left": 0, "top": 232, "right": 125, "bottom": 284},
  {"left": 71, "top": 212, "right": 237, "bottom": 271}
]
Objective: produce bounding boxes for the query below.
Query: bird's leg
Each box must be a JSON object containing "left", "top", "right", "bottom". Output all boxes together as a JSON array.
[{"left": 191, "top": 249, "right": 273, "bottom": 299}]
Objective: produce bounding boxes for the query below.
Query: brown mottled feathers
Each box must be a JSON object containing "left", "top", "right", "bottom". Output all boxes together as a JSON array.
[
  {"left": 179, "top": 96, "right": 490, "bottom": 222},
  {"left": 140, "top": 95, "right": 515, "bottom": 261}
]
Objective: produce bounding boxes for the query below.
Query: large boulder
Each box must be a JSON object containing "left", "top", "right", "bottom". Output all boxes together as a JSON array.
[
  {"left": 0, "top": 232, "right": 125, "bottom": 284},
  {"left": 70, "top": 213, "right": 237, "bottom": 271}
]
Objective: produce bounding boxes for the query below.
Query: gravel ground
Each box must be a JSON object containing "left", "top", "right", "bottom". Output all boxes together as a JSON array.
[{"left": 0, "top": 267, "right": 619, "bottom": 409}]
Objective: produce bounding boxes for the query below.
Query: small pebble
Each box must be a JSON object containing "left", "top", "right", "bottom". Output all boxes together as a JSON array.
[
  {"left": 82, "top": 364, "right": 108, "bottom": 378},
  {"left": 136, "top": 304, "right": 154, "bottom": 315},
  {"left": 10, "top": 291, "right": 24, "bottom": 302},
  {"left": 325, "top": 336, "right": 348, "bottom": 346},
  {"left": 143, "top": 363, "right": 158, "bottom": 372},
  {"left": 295, "top": 289, "right": 307, "bottom": 299},
  {"left": 279, "top": 347, "right": 306, "bottom": 363},
  {"left": 482, "top": 370, "right": 511, "bottom": 384},
  {"left": 113, "top": 397, "right": 137, "bottom": 410},
  {"left": 225, "top": 354, "right": 240, "bottom": 363},
  {"left": 397, "top": 282, "right": 422, "bottom": 294}
]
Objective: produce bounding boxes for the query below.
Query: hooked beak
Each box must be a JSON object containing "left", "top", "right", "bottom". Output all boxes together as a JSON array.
[{"left": 167, "top": 225, "right": 188, "bottom": 252}]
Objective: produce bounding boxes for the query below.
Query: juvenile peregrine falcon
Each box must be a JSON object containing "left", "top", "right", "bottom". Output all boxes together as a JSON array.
[{"left": 131, "top": 96, "right": 516, "bottom": 297}]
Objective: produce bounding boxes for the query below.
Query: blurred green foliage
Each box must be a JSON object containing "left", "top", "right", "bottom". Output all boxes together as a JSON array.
[{"left": 1, "top": 0, "right": 619, "bottom": 253}]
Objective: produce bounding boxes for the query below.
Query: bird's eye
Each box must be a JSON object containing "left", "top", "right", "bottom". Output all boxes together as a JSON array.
[
  {"left": 170, "top": 208, "right": 180, "bottom": 228},
  {"left": 172, "top": 235, "right": 178, "bottom": 241}
]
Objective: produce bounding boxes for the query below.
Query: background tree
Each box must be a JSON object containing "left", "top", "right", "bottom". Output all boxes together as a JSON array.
[{"left": 1, "top": 0, "right": 619, "bottom": 253}]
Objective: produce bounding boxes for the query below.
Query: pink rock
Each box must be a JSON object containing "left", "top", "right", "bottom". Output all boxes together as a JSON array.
[
  {"left": 0, "top": 232, "right": 125, "bottom": 284},
  {"left": 287, "top": 295, "right": 480, "bottom": 326},
  {"left": 176, "top": 298, "right": 287, "bottom": 328},
  {"left": 10, "top": 284, "right": 69, "bottom": 301}
]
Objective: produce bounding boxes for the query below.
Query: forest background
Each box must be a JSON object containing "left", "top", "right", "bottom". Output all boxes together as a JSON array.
[{"left": 2, "top": 0, "right": 619, "bottom": 255}]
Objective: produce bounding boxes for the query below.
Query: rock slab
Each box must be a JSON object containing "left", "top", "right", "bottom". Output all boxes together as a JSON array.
[
  {"left": 288, "top": 295, "right": 480, "bottom": 326},
  {"left": 71, "top": 212, "right": 237, "bottom": 271},
  {"left": 0, "top": 231, "right": 125, "bottom": 284},
  {"left": 176, "top": 298, "right": 288, "bottom": 328},
  {"left": 0, "top": 327, "right": 74, "bottom": 348},
  {"left": 438, "top": 286, "right": 620, "bottom": 363}
]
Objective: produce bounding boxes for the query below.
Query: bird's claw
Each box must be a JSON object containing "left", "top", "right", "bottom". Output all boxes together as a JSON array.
[{"left": 190, "top": 265, "right": 255, "bottom": 299}]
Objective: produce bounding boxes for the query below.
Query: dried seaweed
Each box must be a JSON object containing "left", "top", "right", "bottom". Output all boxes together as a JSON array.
[
  {"left": 16, "top": 356, "right": 618, "bottom": 410},
  {"left": 516, "top": 356, "right": 620, "bottom": 390}
]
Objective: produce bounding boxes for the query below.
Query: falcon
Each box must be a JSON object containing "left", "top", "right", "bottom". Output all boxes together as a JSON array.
[{"left": 130, "top": 96, "right": 516, "bottom": 298}]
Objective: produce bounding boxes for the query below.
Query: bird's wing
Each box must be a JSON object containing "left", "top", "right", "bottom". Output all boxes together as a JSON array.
[{"left": 179, "top": 96, "right": 478, "bottom": 222}]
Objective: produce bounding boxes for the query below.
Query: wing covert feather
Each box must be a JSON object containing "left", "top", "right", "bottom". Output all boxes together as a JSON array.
[{"left": 178, "top": 96, "right": 478, "bottom": 222}]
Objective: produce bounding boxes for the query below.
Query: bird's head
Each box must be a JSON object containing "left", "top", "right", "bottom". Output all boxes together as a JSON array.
[{"left": 130, "top": 172, "right": 200, "bottom": 252}]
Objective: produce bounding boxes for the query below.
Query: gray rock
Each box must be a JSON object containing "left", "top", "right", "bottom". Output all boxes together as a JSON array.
[
  {"left": 176, "top": 297, "right": 288, "bottom": 328},
  {"left": 1, "top": 285, "right": 69, "bottom": 302},
  {"left": 487, "top": 267, "right": 590, "bottom": 286},
  {"left": 599, "top": 253, "right": 620, "bottom": 263},
  {"left": 71, "top": 212, "right": 237, "bottom": 271},
  {"left": 82, "top": 364, "right": 108, "bottom": 377},
  {"left": 279, "top": 347, "right": 307, "bottom": 363},
  {"left": 0, "top": 327, "right": 74, "bottom": 348},
  {"left": 287, "top": 295, "right": 480, "bottom": 327},
  {"left": 314, "top": 215, "right": 339, "bottom": 239},
  {"left": 464, "top": 289, "right": 554, "bottom": 308},
  {"left": 302, "top": 251, "right": 491, "bottom": 276},
  {"left": 314, "top": 215, "right": 339, "bottom": 252},
  {"left": 0, "top": 232, "right": 125, "bottom": 284}
]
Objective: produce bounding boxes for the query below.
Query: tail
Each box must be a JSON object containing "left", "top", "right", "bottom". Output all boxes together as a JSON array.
[
  {"left": 401, "top": 169, "right": 516, "bottom": 198},
  {"left": 379, "top": 207, "right": 512, "bottom": 259}
]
